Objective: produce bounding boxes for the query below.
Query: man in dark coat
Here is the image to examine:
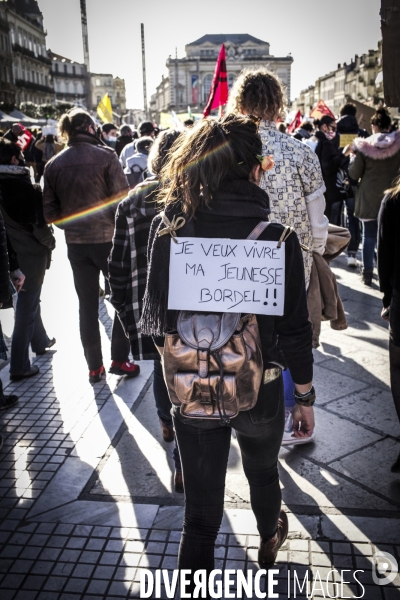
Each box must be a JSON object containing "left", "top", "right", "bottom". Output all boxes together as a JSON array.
[
  {"left": 0, "top": 139, "right": 55, "bottom": 381},
  {"left": 43, "top": 108, "right": 139, "bottom": 383},
  {"left": 115, "top": 125, "right": 134, "bottom": 157}
]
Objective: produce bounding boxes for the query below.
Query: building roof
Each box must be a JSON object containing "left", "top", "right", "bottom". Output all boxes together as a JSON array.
[
  {"left": 10, "top": 0, "right": 42, "bottom": 15},
  {"left": 187, "top": 34, "right": 268, "bottom": 46},
  {"left": 48, "top": 50, "right": 82, "bottom": 65}
]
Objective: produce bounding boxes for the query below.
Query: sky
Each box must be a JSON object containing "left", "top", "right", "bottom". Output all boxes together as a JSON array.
[{"left": 38, "top": 0, "right": 382, "bottom": 110}]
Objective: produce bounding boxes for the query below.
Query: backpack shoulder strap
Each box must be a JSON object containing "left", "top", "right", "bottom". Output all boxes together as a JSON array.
[{"left": 247, "top": 221, "right": 269, "bottom": 240}]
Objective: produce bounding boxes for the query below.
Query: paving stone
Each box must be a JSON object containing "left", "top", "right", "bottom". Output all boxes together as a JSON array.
[{"left": 86, "top": 579, "right": 109, "bottom": 594}]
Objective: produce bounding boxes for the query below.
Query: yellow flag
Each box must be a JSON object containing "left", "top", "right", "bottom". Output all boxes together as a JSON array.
[{"left": 97, "top": 93, "right": 113, "bottom": 123}]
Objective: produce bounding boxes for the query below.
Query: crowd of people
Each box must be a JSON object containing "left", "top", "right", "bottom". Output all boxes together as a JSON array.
[{"left": 0, "top": 66, "right": 400, "bottom": 586}]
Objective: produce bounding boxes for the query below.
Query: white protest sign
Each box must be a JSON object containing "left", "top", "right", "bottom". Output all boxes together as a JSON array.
[{"left": 168, "top": 237, "right": 285, "bottom": 316}]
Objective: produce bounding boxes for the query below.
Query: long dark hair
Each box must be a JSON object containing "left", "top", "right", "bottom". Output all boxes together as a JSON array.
[{"left": 158, "top": 114, "right": 262, "bottom": 217}]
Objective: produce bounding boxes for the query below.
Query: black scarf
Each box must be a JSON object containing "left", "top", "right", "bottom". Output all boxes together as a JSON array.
[{"left": 141, "top": 179, "right": 270, "bottom": 336}]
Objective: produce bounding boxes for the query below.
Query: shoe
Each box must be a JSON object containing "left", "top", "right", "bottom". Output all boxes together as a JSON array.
[
  {"left": 391, "top": 451, "right": 400, "bottom": 473},
  {"left": 10, "top": 365, "right": 40, "bottom": 381},
  {"left": 174, "top": 470, "right": 184, "bottom": 494},
  {"left": 0, "top": 394, "right": 19, "bottom": 412},
  {"left": 89, "top": 365, "right": 105, "bottom": 384},
  {"left": 109, "top": 361, "right": 140, "bottom": 378},
  {"left": 281, "top": 407, "right": 315, "bottom": 446},
  {"left": 35, "top": 338, "right": 56, "bottom": 355},
  {"left": 159, "top": 418, "right": 174, "bottom": 443},
  {"left": 258, "top": 510, "right": 289, "bottom": 568},
  {"left": 361, "top": 269, "right": 373, "bottom": 286},
  {"left": 347, "top": 254, "right": 357, "bottom": 268}
]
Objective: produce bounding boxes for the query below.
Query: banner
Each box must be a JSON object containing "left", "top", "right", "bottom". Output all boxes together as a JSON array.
[
  {"left": 168, "top": 237, "right": 285, "bottom": 316},
  {"left": 97, "top": 93, "right": 113, "bottom": 124},
  {"left": 191, "top": 75, "right": 199, "bottom": 104},
  {"left": 203, "top": 44, "right": 228, "bottom": 117},
  {"left": 310, "top": 100, "right": 335, "bottom": 120}
]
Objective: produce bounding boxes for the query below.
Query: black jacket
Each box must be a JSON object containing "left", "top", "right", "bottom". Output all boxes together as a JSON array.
[
  {"left": 0, "top": 165, "right": 55, "bottom": 290},
  {"left": 115, "top": 135, "right": 133, "bottom": 158},
  {"left": 150, "top": 180, "right": 313, "bottom": 385},
  {"left": 315, "top": 131, "right": 345, "bottom": 209},
  {"left": 0, "top": 211, "right": 11, "bottom": 305},
  {"left": 378, "top": 193, "right": 400, "bottom": 307}
]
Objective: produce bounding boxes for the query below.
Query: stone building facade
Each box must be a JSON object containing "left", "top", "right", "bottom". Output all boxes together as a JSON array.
[
  {"left": 91, "top": 74, "right": 126, "bottom": 115},
  {"left": 49, "top": 51, "right": 88, "bottom": 108},
  {"left": 1, "top": 0, "right": 53, "bottom": 106},
  {"left": 292, "top": 43, "right": 384, "bottom": 117},
  {"left": 150, "top": 34, "right": 293, "bottom": 123},
  {"left": 0, "top": 2, "right": 15, "bottom": 105}
]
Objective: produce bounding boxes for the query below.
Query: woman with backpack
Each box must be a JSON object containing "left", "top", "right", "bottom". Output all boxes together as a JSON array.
[{"left": 141, "top": 114, "right": 314, "bottom": 585}]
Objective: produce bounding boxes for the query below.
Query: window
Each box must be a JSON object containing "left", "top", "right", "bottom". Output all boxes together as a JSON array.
[
  {"left": 200, "top": 49, "right": 215, "bottom": 57},
  {"left": 28, "top": 38, "right": 32, "bottom": 51},
  {"left": 228, "top": 73, "right": 235, "bottom": 90},
  {"left": 96, "top": 78, "right": 101, "bottom": 86},
  {"left": 64, "top": 64, "right": 67, "bottom": 73},
  {"left": 97, "top": 95, "right": 101, "bottom": 103},
  {"left": 45, "top": 76, "right": 48, "bottom": 86},
  {"left": 72, "top": 65, "right": 76, "bottom": 75},
  {"left": 55, "top": 63, "right": 58, "bottom": 72},
  {"left": 202, "top": 74, "right": 212, "bottom": 103},
  {"left": 74, "top": 83, "right": 78, "bottom": 94},
  {"left": 10, "top": 27, "right": 15, "bottom": 45}
]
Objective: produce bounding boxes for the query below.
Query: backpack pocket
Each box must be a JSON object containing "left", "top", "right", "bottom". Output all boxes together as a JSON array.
[{"left": 174, "top": 372, "right": 238, "bottom": 419}]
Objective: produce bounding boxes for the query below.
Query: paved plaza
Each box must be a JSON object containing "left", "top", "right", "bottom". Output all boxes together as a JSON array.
[{"left": 0, "top": 230, "right": 400, "bottom": 599}]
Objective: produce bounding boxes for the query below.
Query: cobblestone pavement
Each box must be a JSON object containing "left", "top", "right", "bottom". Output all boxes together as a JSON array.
[{"left": 1, "top": 233, "right": 400, "bottom": 599}]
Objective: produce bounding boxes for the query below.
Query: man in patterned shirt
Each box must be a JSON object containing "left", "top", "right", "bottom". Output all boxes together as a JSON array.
[{"left": 228, "top": 68, "right": 329, "bottom": 445}]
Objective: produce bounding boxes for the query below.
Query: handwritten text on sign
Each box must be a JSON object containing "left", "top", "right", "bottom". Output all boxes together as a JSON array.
[{"left": 168, "top": 237, "right": 285, "bottom": 316}]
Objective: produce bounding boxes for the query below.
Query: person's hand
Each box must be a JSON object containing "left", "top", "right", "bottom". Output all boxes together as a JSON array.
[
  {"left": 292, "top": 405, "right": 315, "bottom": 438},
  {"left": 381, "top": 306, "right": 390, "bottom": 322},
  {"left": 10, "top": 269, "right": 25, "bottom": 293}
]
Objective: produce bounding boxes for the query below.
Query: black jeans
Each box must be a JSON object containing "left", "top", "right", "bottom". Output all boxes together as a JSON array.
[
  {"left": 67, "top": 242, "right": 130, "bottom": 370},
  {"left": 390, "top": 292, "right": 400, "bottom": 424},
  {"left": 153, "top": 360, "right": 181, "bottom": 471},
  {"left": 173, "top": 374, "right": 285, "bottom": 575}
]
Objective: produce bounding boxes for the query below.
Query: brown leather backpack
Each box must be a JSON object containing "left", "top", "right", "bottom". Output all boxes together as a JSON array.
[{"left": 162, "top": 221, "right": 271, "bottom": 423}]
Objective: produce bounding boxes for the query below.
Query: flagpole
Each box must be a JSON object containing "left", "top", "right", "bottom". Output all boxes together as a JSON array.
[
  {"left": 141, "top": 24, "right": 148, "bottom": 119},
  {"left": 80, "top": 0, "right": 92, "bottom": 110}
]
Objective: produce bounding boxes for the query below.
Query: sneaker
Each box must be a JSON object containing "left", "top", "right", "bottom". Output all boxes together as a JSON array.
[
  {"left": 109, "top": 361, "right": 140, "bottom": 378},
  {"left": 0, "top": 394, "right": 19, "bottom": 412},
  {"left": 281, "top": 406, "right": 315, "bottom": 446},
  {"left": 10, "top": 365, "right": 40, "bottom": 381},
  {"left": 89, "top": 365, "right": 105, "bottom": 384},
  {"left": 347, "top": 254, "right": 357, "bottom": 268},
  {"left": 35, "top": 338, "right": 56, "bottom": 355}
]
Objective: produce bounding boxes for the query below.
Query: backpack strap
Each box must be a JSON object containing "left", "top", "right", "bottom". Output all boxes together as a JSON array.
[{"left": 247, "top": 221, "right": 269, "bottom": 240}]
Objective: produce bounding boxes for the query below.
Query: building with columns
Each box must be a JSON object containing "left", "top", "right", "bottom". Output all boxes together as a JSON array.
[
  {"left": 49, "top": 51, "right": 88, "bottom": 108},
  {"left": 150, "top": 34, "right": 293, "bottom": 123},
  {"left": 2, "top": 0, "right": 53, "bottom": 106}
]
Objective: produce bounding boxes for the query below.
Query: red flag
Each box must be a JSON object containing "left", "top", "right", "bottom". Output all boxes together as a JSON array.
[
  {"left": 310, "top": 100, "right": 335, "bottom": 120},
  {"left": 287, "top": 110, "right": 302, "bottom": 134},
  {"left": 203, "top": 44, "right": 228, "bottom": 118},
  {"left": 16, "top": 124, "right": 33, "bottom": 152}
]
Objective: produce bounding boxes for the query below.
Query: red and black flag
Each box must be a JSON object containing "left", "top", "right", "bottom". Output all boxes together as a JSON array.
[{"left": 203, "top": 44, "right": 229, "bottom": 118}]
